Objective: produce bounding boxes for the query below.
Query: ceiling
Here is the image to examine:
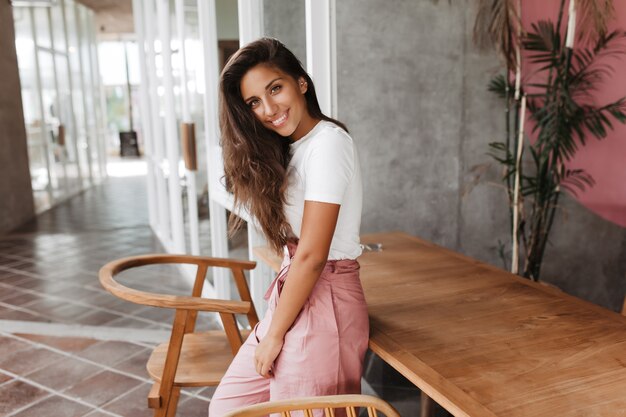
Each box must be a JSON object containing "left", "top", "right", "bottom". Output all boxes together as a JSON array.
[{"left": 76, "top": 0, "right": 134, "bottom": 36}]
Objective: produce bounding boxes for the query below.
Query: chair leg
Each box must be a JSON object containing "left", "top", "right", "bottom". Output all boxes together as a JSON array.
[
  {"left": 165, "top": 387, "right": 181, "bottom": 417},
  {"left": 154, "top": 383, "right": 178, "bottom": 417},
  {"left": 420, "top": 392, "right": 435, "bottom": 417}
]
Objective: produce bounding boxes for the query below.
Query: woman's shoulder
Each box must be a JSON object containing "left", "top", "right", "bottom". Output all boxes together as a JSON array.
[{"left": 312, "top": 121, "right": 355, "bottom": 149}]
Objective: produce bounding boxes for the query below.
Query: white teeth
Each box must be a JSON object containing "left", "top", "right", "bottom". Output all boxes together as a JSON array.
[{"left": 271, "top": 113, "right": 287, "bottom": 126}]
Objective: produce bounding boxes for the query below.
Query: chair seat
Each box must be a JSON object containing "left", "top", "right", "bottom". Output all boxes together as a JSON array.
[{"left": 147, "top": 330, "right": 250, "bottom": 387}]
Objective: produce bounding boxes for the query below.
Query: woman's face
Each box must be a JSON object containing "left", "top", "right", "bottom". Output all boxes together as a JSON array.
[{"left": 240, "top": 64, "right": 316, "bottom": 141}]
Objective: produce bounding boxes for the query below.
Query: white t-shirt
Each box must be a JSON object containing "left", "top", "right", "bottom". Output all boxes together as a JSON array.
[{"left": 284, "top": 120, "right": 363, "bottom": 260}]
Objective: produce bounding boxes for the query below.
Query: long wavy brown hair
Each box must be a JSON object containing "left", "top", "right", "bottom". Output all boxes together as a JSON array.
[{"left": 219, "top": 38, "right": 348, "bottom": 253}]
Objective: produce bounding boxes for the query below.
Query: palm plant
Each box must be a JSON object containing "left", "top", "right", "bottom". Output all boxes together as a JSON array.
[{"left": 476, "top": 0, "right": 626, "bottom": 280}]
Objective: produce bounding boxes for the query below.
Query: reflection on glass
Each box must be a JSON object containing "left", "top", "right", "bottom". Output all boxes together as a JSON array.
[
  {"left": 14, "top": 7, "right": 50, "bottom": 210},
  {"left": 66, "top": 0, "right": 91, "bottom": 186},
  {"left": 34, "top": 7, "right": 51, "bottom": 50},
  {"left": 55, "top": 53, "right": 81, "bottom": 194},
  {"left": 51, "top": 4, "right": 67, "bottom": 53},
  {"left": 78, "top": 6, "right": 100, "bottom": 181},
  {"left": 37, "top": 49, "right": 61, "bottom": 194}
]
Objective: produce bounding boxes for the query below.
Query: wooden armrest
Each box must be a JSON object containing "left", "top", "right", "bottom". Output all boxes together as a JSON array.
[
  {"left": 99, "top": 274, "right": 251, "bottom": 313},
  {"left": 99, "top": 254, "right": 254, "bottom": 313},
  {"left": 103, "top": 253, "right": 256, "bottom": 272}
]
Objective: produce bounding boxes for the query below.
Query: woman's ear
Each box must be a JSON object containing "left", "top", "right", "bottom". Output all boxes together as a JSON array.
[{"left": 298, "top": 77, "right": 308, "bottom": 94}]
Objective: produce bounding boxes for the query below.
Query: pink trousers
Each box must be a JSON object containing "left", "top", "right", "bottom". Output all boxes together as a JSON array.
[{"left": 208, "top": 245, "right": 369, "bottom": 416}]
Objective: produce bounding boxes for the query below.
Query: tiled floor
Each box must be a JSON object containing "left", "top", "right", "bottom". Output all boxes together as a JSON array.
[
  {"left": 0, "top": 165, "right": 215, "bottom": 416},
  {"left": 0, "top": 160, "right": 448, "bottom": 417}
]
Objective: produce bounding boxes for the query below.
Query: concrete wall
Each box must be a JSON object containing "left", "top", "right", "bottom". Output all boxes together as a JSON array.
[
  {"left": 216, "top": 0, "right": 239, "bottom": 40},
  {"left": 263, "top": 0, "right": 306, "bottom": 68},
  {"left": 264, "top": 0, "right": 626, "bottom": 312},
  {"left": 0, "top": 1, "right": 35, "bottom": 234}
]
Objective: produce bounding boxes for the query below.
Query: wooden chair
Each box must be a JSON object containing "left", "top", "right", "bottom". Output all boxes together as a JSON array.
[
  {"left": 99, "top": 254, "right": 258, "bottom": 417},
  {"left": 222, "top": 394, "right": 401, "bottom": 417}
]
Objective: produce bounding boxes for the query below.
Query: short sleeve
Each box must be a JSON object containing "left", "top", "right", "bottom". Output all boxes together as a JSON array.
[{"left": 303, "top": 129, "right": 355, "bottom": 204}]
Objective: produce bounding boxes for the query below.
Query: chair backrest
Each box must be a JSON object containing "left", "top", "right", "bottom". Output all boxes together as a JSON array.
[
  {"left": 221, "top": 394, "right": 401, "bottom": 417},
  {"left": 99, "top": 253, "right": 258, "bottom": 353}
]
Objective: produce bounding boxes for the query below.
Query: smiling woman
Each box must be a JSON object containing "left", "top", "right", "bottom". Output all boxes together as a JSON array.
[{"left": 211, "top": 38, "right": 368, "bottom": 417}]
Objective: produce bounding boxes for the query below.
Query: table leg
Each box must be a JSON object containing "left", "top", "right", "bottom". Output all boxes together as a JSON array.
[{"left": 420, "top": 391, "right": 435, "bottom": 417}]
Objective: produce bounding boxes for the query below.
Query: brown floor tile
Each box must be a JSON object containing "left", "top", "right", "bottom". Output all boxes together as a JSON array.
[
  {"left": 40, "top": 281, "right": 79, "bottom": 295},
  {"left": 0, "top": 346, "right": 66, "bottom": 376},
  {"left": 0, "top": 308, "right": 48, "bottom": 322},
  {"left": 0, "top": 371, "right": 12, "bottom": 384},
  {"left": 111, "top": 348, "right": 152, "bottom": 379},
  {"left": 0, "top": 284, "right": 25, "bottom": 300},
  {"left": 25, "top": 356, "right": 103, "bottom": 391},
  {"left": 98, "top": 297, "right": 146, "bottom": 315},
  {"left": 0, "top": 380, "right": 49, "bottom": 415},
  {"left": 12, "top": 395, "right": 93, "bottom": 417},
  {"left": 177, "top": 395, "right": 210, "bottom": 417},
  {"left": 51, "top": 286, "right": 103, "bottom": 300},
  {"left": 65, "top": 370, "right": 142, "bottom": 407},
  {"left": 49, "top": 304, "right": 94, "bottom": 321},
  {"left": 76, "top": 340, "right": 147, "bottom": 367},
  {"left": 0, "top": 335, "right": 32, "bottom": 353},
  {"left": 0, "top": 275, "right": 33, "bottom": 286},
  {"left": 0, "top": 257, "right": 23, "bottom": 267},
  {"left": 194, "top": 316, "right": 221, "bottom": 332},
  {"left": 77, "top": 291, "right": 117, "bottom": 306},
  {"left": 145, "top": 323, "right": 171, "bottom": 330},
  {"left": 22, "top": 298, "right": 68, "bottom": 315},
  {"left": 15, "top": 334, "right": 99, "bottom": 353},
  {"left": 105, "top": 316, "right": 153, "bottom": 328},
  {"left": 3, "top": 262, "right": 39, "bottom": 273},
  {"left": 11, "top": 277, "right": 52, "bottom": 290},
  {"left": 101, "top": 383, "right": 153, "bottom": 417},
  {"left": 133, "top": 306, "right": 175, "bottom": 324},
  {"left": 183, "top": 385, "right": 216, "bottom": 399},
  {"left": 1, "top": 291, "right": 42, "bottom": 306},
  {"left": 74, "top": 310, "right": 124, "bottom": 326}
]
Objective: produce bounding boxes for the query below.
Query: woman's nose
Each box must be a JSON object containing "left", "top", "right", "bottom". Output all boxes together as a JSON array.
[{"left": 263, "top": 98, "right": 278, "bottom": 117}]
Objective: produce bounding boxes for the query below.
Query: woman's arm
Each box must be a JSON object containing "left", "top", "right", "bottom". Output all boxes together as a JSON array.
[{"left": 254, "top": 200, "right": 340, "bottom": 378}]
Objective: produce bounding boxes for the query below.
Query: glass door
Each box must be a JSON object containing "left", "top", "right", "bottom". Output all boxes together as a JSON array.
[
  {"left": 13, "top": 0, "right": 106, "bottom": 212},
  {"left": 51, "top": 3, "right": 82, "bottom": 196},
  {"left": 174, "top": 0, "right": 203, "bottom": 256}
]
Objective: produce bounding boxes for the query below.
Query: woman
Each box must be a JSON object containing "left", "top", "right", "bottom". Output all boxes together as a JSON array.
[{"left": 209, "top": 38, "right": 368, "bottom": 416}]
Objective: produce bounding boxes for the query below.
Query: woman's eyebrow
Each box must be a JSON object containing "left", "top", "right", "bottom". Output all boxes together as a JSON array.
[
  {"left": 244, "top": 77, "right": 283, "bottom": 102},
  {"left": 265, "top": 77, "right": 282, "bottom": 89}
]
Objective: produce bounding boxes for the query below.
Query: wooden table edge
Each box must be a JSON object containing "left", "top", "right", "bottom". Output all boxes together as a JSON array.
[
  {"left": 369, "top": 326, "right": 498, "bottom": 417},
  {"left": 363, "top": 231, "right": 626, "bottom": 324}
]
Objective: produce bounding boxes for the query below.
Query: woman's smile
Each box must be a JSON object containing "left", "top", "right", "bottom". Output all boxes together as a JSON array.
[{"left": 269, "top": 109, "right": 289, "bottom": 127}]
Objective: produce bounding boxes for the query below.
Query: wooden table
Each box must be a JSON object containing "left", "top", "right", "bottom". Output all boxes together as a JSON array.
[
  {"left": 358, "top": 232, "right": 626, "bottom": 417},
  {"left": 255, "top": 232, "right": 626, "bottom": 416}
]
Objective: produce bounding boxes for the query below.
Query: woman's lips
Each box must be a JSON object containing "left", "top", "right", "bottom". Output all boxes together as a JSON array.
[{"left": 270, "top": 110, "right": 289, "bottom": 127}]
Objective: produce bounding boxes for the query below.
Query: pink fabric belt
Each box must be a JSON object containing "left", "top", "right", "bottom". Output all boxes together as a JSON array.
[{"left": 263, "top": 240, "right": 359, "bottom": 301}]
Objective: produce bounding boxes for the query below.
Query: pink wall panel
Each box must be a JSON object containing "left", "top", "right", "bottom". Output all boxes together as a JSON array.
[{"left": 521, "top": 1, "right": 626, "bottom": 227}]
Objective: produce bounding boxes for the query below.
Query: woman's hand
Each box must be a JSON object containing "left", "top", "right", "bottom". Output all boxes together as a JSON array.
[{"left": 254, "top": 334, "right": 284, "bottom": 378}]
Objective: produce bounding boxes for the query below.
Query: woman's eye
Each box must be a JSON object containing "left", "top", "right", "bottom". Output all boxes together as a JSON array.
[
  {"left": 270, "top": 85, "right": 281, "bottom": 94},
  {"left": 248, "top": 99, "right": 259, "bottom": 109}
]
